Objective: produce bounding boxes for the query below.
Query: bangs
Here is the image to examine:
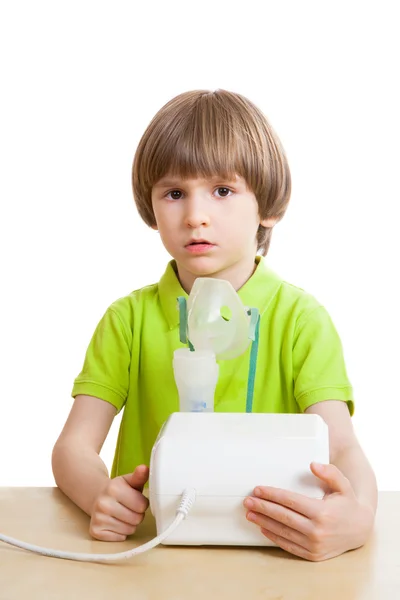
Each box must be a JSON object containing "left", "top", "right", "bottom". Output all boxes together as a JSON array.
[{"left": 139, "top": 92, "right": 264, "bottom": 193}]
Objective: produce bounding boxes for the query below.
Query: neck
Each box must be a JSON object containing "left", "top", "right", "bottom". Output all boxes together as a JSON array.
[{"left": 175, "top": 256, "right": 259, "bottom": 294}]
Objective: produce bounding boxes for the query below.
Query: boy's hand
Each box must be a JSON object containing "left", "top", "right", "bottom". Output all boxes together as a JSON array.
[
  {"left": 89, "top": 465, "right": 149, "bottom": 541},
  {"left": 243, "top": 462, "right": 374, "bottom": 562}
]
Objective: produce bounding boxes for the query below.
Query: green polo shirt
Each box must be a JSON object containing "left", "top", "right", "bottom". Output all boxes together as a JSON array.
[{"left": 72, "top": 256, "right": 353, "bottom": 477}]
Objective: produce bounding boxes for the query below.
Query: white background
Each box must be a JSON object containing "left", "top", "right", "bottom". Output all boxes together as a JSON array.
[{"left": 0, "top": 1, "right": 398, "bottom": 488}]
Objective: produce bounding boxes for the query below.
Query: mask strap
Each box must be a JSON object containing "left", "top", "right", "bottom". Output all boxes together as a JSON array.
[
  {"left": 177, "top": 297, "right": 194, "bottom": 351},
  {"left": 246, "top": 308, "right": 260, "bottom": 413}
]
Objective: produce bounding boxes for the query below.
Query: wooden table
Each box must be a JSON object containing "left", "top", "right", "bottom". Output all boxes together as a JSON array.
[{"left": 0, "top": 489, "right": 398, "bottom": 600}]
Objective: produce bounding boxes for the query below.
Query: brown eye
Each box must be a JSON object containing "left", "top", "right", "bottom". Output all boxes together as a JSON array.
[
  {"left": 215, "top": 187, "right": 232, "bottom": 198},
  {"left": 168, "top": 190, "right": 183, "bottom": 200}
]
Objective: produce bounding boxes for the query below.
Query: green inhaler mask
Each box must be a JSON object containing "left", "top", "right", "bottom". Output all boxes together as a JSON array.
[{"left": 174, "top": 278, "right": 260, "bottom": 413}]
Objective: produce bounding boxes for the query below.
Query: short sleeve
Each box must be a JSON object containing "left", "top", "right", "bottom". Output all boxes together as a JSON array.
[
  {"left": 293, "top": 306, "right": 354, "bottom": 414},
  {"left": 71, "top": 307, "right": 132, "bottom": 412}
]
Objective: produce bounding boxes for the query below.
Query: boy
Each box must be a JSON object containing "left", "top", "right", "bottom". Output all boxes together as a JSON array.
[{"left": 52, "top": 89, "right": 377, "bottom": 561}]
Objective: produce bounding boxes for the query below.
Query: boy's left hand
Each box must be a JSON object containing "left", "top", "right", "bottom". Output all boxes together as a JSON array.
[{"left": 243, "top": 461, "right": 374, "bottom": 562}]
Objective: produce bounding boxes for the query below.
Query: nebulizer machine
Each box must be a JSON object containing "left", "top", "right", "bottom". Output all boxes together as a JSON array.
[{"left": 0, "top": 278, "right": 329, "bottom": 562}]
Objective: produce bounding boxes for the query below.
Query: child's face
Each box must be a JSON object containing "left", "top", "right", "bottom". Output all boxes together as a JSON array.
[{"left": 151, "top": 174, "right": 275, "bottom": 291}]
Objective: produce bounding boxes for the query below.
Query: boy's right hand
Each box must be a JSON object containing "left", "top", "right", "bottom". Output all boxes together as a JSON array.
[{"left": 89, "top": 465, "right": 150, "bottom": 541}]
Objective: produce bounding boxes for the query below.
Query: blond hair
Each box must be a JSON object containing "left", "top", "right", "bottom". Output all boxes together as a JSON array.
[{"left": 132, "top": 89, "right": 291, "bottom": 255}]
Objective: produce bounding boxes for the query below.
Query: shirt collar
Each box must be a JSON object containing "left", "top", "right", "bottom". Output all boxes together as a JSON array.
[{"left": 158, "top": 256, "right": 283, "bottom": 330}]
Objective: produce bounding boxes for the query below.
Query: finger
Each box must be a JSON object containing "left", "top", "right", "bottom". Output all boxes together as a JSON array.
[
  {"left": 247, "top": 511, "right": 310, "bottom": 548},
  {"left": 244, "top": 498, "right": 313, "bottom": 537},
  {"left": 90, "top": 529, "right": 127, "bottom": 542},
  {"left": 260, "top": 528, "right": 322, "bottom": 561},
  {"left": 250, "top": 486, "right": 320, "bottom": 519},
  {"left": 310, "top": 462, "right": 352, "bottom": 495},
  {"left": 92, "top": 514, "right": 138, "bottom": 537},
  {"left": 96, "top": 495, "right": 146, "bottom": 526},
  {"left": 111, "top": 483, "right": 149, "bottom": 514},
  {"left": 123, "top": 465, "right": 149, "bottom": 492},
  {"left": 114, "top": 503, "right": 147, "bottom": 527}
]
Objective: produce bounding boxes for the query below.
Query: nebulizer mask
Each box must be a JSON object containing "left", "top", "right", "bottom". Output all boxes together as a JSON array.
[{"left": 173, "top": 278, "right": 260, "bottom": 413}]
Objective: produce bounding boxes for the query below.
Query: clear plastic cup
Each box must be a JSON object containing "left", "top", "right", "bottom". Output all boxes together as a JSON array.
[{"left": 173, "top": 348, "right": 219, "bottom": 412}]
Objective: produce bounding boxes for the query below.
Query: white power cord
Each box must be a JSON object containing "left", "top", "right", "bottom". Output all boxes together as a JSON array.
[{"left": 0, "top": 488, "right": 196, "bottom": 563}]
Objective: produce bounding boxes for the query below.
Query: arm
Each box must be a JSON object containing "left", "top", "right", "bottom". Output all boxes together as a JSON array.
[
  {"left": 52, "top": 394, "right": 117, "bottom": 516},
  {"left": 305, "top": 400, "right": 377, "bottom": 514},
  {"left": 52, "top": 394, "right": 149, "bottom": 541}
]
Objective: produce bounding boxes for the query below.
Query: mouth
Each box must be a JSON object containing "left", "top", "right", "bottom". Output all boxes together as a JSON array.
[
  {"left": 186, "top": 239, "right": 213, "bottom": 247},
  {"left": 185, "top": 239, "right": 216, "bottom": 253}
]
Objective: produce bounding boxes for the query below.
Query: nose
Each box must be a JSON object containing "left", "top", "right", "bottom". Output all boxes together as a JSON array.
[{"left": 184, "top": 194, "right": 210, "bottom": 229}]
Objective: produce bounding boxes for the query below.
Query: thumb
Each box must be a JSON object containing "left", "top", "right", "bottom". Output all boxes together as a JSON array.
[
  {"left": 122, "top": 465, "right": 149, "bottom": 492},
  {"left": 310, "top": 462, "right": 351, "bottom": 495}
]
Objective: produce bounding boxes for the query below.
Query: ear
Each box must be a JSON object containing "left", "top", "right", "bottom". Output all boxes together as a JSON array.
[
  {"left": 260, "top": 216, "right": 279, "bottom": 228},
  {"left": 150, "top": 224, "right": 158, "bottom": 231}
]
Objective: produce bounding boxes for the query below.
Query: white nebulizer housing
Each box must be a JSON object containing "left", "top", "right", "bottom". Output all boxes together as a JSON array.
[{"left": 149, "top": 412, "right": 329, "bottom": 546}]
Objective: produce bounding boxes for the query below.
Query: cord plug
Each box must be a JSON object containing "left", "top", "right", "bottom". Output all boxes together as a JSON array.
[{"left": 177, "top": 487, "right": 196, "bottom": 517}]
